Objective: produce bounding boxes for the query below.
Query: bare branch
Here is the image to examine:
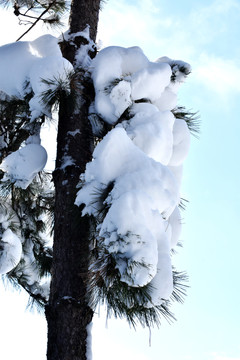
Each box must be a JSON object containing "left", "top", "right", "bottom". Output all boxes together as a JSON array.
[{"left": 16, "top": 1, "right": 56, "bottom": 42}]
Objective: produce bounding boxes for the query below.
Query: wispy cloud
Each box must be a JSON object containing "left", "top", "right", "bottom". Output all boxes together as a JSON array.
[
  {"left": 189, "top": 0, "right": 240, "bottom": 42},
  {"left": 97, "top": 0, "right": 174, "bottom": 53},
  {"left": 193, "top": 53, "right": 240, "bottom": 96}
]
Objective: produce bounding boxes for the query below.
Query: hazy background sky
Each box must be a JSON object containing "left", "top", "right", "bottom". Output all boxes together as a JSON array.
[{"left": 0, "top": 0, "right": 240, "bottom": 359}]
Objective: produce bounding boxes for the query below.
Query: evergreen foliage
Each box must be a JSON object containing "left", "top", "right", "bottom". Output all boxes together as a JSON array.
[
  {"left": 0, "top": 172, "right": 53, "bottom": 305},
  {"left": 0, "top": 57, "right": 195, "bottom": 327},
  {"left": 0, "top": 91, "right": 38, "bottom": 163},
  {"left": 79, "top": 173, "right": 189, "bottom": 327},
  {"left": 75, "top": 62, "right": 196, "bottom": 326},
  {"left": 0, "top": 6, "right": 197, "bottom": 351},
  {"left": 1, "top": 0, "right": 68, "bottom": 40},
  {"left": 0, "top": 86, "right": 53, "bottom": 305},
  {"left": 173, "top": 106, "right": 200, "bottom": 138}
]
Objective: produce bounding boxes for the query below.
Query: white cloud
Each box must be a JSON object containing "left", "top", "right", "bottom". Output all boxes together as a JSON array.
[
  {"left": 193, "top": 54, "right": 240, "bottom": 96},
  {"left": 97, "top": 0, "right": 174, "bottom": 58},
  {"left": 98, "top": 0, "right": 240, "bottom": 98},
  {"left": 98, "top": 0, "right": 240, "bottom": 66}
]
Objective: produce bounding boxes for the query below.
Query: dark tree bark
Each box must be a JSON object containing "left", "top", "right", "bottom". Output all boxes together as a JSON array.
[{"left": 46, "top": 1, "right": 101, "bottom": 359}]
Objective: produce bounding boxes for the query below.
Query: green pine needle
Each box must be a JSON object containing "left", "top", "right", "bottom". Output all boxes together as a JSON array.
[{"left": 173, "top": 106, "right": 200, "bottom": 138}]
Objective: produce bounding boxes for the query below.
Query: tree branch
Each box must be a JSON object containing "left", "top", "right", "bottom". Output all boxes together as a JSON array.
[{"left": 16, "top": 1, "right": 56, "bottom": 42}]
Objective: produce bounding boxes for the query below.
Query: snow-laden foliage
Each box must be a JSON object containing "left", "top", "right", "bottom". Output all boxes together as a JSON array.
[
  {"left": 0, "top": 144, "right": 48, "bottom": 188},
  {"left": 0, "top": 32, "right": 195, "bottom": 324},
  {"left": 2, "top": 0, "right": 68, "bottom": 42},
  {"left": 0, "top": 34, "right": 73, "bottom": 120},
  {"left": 0, "top": 206, "right": 22, "bottom": 274},
  {"left": 0, "top": 36, "right": 61, "bottom": 303},
  {"left": 76, "top": 46, "right": 192, "bottom": 326}
]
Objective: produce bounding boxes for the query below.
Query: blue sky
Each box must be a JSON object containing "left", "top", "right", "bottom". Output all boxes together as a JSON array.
[{"left": 0, "top": 0, "right": 240, "bottom": 359}]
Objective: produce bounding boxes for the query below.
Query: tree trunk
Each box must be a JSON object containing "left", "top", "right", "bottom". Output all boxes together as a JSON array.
[{"left": 46, "top": 1, "right": 100, "bottom": 359}]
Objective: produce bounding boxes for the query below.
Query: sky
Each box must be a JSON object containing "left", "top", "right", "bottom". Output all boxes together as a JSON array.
[{"left": 0, "top": 0, "right": 240, "bottom": 359}]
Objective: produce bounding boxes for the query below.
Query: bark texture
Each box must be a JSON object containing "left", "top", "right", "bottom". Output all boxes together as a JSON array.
[{"left": 46, "top": 1, "right": 101, "bottom": 359}]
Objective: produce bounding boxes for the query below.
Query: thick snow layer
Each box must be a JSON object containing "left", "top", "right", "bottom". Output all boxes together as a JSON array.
[
  {"left": 147, "top": 229, "right": 173, "bottom": 306},
  {"left": 0, "top": 229, "right": 22, "bottom": 275},
  {"left": 100, "top": 192, "right": 160, "bottom": 286},
  {"left": 168, "top": 206, "right": 182, "bottom": 248},
  {"left": 0, "top": 144, "right": 47, "bottom": 189},
  {"left": 91, "top": 46, "right": 150, "bottom": 124},
  {"left": 131, "top": 62, "right": 171, "bottom": 101},
  {"left": 109, "top": 80, "right": 132, "bottom": 117},
  {"left": 77, "top": 44, "right": 191, "bottom": 304},
  {"left": 168, "top": 119, "right": 191, "bottom": 166},
  {"left": 90, "top": 46, "right": 191, "bottom": 124},
  {"left": 153, "top": 87, "right": 177, "bottom": 112},
  {"left": 92, "top": 46, "right": 149, "bottom": 89},
  {"left": 168, "top": 165, "right": 183, "bottom": 188},
  {"left": 123, "top": 104, "right": 174, "bottom": 164},
  {"left": 156, "top": 56, "right": 191, "bottom": 86},
  {"left": 29, "top": 55, "right": 73, "bottom": 120},
  {"left": 0, "top": 35, "right": 73, "bottom": 119},
  {"left": 76, "top": 127, "right": 179, "bottom": 289},
  {"left": 76, "top": 127, "right": 179, "bottom": 216}
]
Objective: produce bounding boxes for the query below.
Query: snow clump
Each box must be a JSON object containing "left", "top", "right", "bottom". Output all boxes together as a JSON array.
[
  {"left": 76, "top": 45, "right": 191, "bottom": 309},
  {"left": 0, "top": 144, "right": 48, "bottom": 189},
  {"left": 0, "top": 209, "right": 22, "bottom": 275},
  {"left": 0, "top": 35, "right": 73, "bottom": 120}
]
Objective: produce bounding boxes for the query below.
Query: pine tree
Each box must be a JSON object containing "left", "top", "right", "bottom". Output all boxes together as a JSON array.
[{"left": 0, "top": 1, "right": 198, "bottom": 359}]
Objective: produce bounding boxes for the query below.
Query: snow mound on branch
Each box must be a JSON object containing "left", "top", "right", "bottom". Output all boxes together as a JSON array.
[
  {"left": 169, "top": 118, "right": 191, "bottom": 166},
  {"left": 0, "top": 35, "right": 73, "bottom": 120},
  {"left": 76, "top": 127, "right": 179, "bottom": 290},
  {"left": 91, "top": 46, "right": 150, "bottom": 124},
  {"left": 0, "top": 229, "right": 22, "bottom": 275},
  {"left": 90, "top": 46, "right": 190, "bottom": 125},
  {"left": 92, "top": 46, "right": 149, "bottom": 89},
  {"left": 77, "top": 45, "right": 191, "bottom": 308},
  {"left": 122, "top": 103, "right": 175, "bottom": 164},
  {"left": 168, "top": 206, "right": 183, "bottom": 248},
  {"left": 131, "top": 62, "right": 171, "bottom": 101},
  {"left": 0, "top": 144, "right": 47, "bottom": 189}
]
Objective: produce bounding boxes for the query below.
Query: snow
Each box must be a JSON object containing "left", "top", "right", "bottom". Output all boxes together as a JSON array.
[
  {"left": 76, "top": 127, "right": 179, "bottom": 290},
  {"left": 0, "top": 144, "right": 48, "bottom": 189},
  {"left": 76, "top": 45, "right": 191, "bottom": 306},
  {"left": 0, "top": 35, "right": 191, "bottom": 313},
  {"left": 29, "top": 55, "right": 73, "bottom": 120},
  {"left": 109, "top": 80, "right": 132, "bottom": 117},
  {"left": 148, "top": 230, "right": 173, "bottom": 305},
  {"left": 131, "top": 62, "right": 171, "bottom": 101},
  {"left": 156, "top": 56, "right": 191, "bottom": 85},
  {"left": 60, "top": 26, "right": 96, "bottom": 69},
  {"left": 122, "top": 104, "right": 175, "bottom": 164},
  {"left": 0, "top": 35, "right": 73, "bottom": 120},
  {"left": 60, "top": 155, "right": 75, "bottom": 170},
  {"left": 168, "top": 118, "right": 191, "bottom": 166},
  {"left": 92, "top": 46, "right": 149, "bottom": 89},
  {"left": 90, "top": 46, "right": 190, "bottom": 125},
  {"left": 0, "top": 209, "right": 22, "bottom": 275},
  {"left": 0, "top": 229, "right": 22, "bottom": 275},
  {"left": 168, "top": 206, "right": 182, "bottom": 248},
  {"left": 67, "top": 129, "right": 81, "bottom": 137},
  {"left": 86, "top": 322, "right": 93, "bottom": 360},
  {"left": 91, "top": 46, "right": 149, "bottom": 124},
  {"left": 153, "top": 87, "right": 177, "bottom": 112}
]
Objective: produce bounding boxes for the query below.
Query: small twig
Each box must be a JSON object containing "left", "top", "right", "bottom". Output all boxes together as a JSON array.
[
  {"left": 18, "top": 12, "right": 40, "bottom": 20},
  {"left": 16, "top": 1, "right": 56, "bottom": 42}
]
